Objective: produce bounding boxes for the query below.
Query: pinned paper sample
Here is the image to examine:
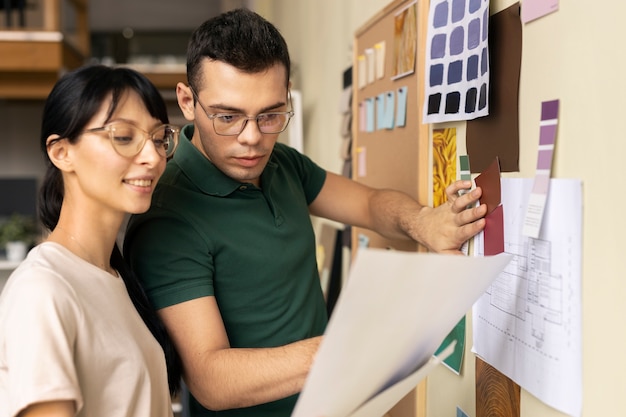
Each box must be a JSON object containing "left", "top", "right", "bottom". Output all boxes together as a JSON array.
[
  {"left": 473, "top": 178, "right": 582, "bottom": 417},
  {"left": 466, "top": 3, "right": 522, "bottom": 173},
  {"left": 522, "top": 0, "right": 558, "bottom": 23},
  {"left": 395, "top": 86, "right": 408, "bottom": 127},
  {"left": 358, "top": 101, "right": 366, "bottom": 132},
  {"left": 424, "top": 0, "right": 490, "bottom": 123},
  {"left": 392, "top": 1, "right": 418, "bottom": 80},
  {"left": 366, "top": 48, "right": 376, "bottom": 84},
  {"left": 374, "top": 92, "right": 396, "bottom": 131},
  {"left": 522, "top": 99, "right": 559, "bottom": 238},
  {"left": 376, "top": 93, "right": 387, "bottom": 130},
  {"left": 383, "top": 91, "right": 395, "bottom": 129},
  {"left": 356, "top": 147, "right": 367, "bottom": 178},
  {"left": 483, "top": 204, "right": 504, "bottom": 255},
  {"left": 459, "top": 155, "right": 471, "bottom": 181},
  {"left": 432, "top": 128, "right": 457, "bottom": 207},
  {"left": 475, "top": 157, "right": 504, "bottom": 257},
  {"left": 375, "top": 41, "right": 386, "bottom": 79},
  {"left": 357, "top": 54, "right": 367, "bottom": 89},
  {"left": 458, "top": 155, "right": 472, "bottom": 256},
  {"left": 366, "top": 98, "right": 375, "bottom": 132},
  {"left": 433, "top": 315, "right": 464, "bottom": 374},
  {"left": 474, "top": 157, "right": 501, "bottom": 215}
]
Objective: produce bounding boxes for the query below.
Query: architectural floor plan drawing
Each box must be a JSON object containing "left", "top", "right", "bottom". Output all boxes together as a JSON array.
[
  {"left": 490, "top": 236, "right": 563, "bottom": 351},
  {"left": 472, "top": 177, "right": 582, "bottom": 417}
]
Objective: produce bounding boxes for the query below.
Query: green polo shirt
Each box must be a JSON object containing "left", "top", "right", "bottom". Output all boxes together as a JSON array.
[{"left": 124, "top": 124, "right": 328, "bottom": 417}]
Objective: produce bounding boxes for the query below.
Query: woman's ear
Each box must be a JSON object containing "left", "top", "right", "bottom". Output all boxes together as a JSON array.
[
  {"left": 176, "top": 82, "right": 196, "bottom": 122},
  {"left": 46, "top": 134, "right": 73, "bottom": 172}
]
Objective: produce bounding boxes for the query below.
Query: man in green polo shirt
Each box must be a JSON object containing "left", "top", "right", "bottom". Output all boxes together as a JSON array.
[{"left": 124, "top": 8, "right": 487, "bottom": 417}]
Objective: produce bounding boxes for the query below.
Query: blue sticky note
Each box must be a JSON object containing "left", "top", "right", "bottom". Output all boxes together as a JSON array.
[
  {"left": 376, "top": 93, "right": 386, "bottom": 130},
  {"left": 396, "top": 86, "right": 408, "bottom": 127},
  {"left": 366, "top": 98, "right": 375, "bottom": 132},
  {"left": 384, "top": 91, "right": 395, "bottom": 129}
]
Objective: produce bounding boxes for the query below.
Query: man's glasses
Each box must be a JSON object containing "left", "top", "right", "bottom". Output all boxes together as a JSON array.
[
  {"left": 191, "top": 88, "right": 294, "bottom": 136},
  {"left": 83, "top": 122, "right": 180, "bottom": 158}
]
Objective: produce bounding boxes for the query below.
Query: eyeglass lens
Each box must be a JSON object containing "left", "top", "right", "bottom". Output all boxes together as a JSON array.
[
  {"left": 108, "top": 123, "right": 178, "bottom": 157},
  {"left": 213, "top": 113, "right": 291, "bottom": 135}
]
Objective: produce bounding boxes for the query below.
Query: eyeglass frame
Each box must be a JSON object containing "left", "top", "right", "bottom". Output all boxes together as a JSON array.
[
  {"left": 82, "top": 121, "right": 180, "bottom": 158},
  {"left": 190, "top": 87, "right": 295, "bottom": 136}
]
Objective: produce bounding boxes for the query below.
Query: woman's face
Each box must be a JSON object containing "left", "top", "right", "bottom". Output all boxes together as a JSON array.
[{"left": 66, "top": 90, "right": 167, "bottom": 217}]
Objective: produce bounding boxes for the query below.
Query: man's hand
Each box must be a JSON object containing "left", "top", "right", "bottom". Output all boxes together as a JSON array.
[
  {"left": 413, "top": 180, "right": 487, "bottom": 254},
  {"left": 309, "top": 174, "right": 486, "bottom": 255}
]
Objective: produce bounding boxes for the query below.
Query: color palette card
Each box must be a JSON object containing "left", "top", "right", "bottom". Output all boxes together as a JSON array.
[
  {"left": 424, "top": 0, "right": 490, "bottom": 123},
  {"left": 474, "top": 157, "right": 504, "bottom": 256},
  {"left": 459, "top": 155, "right": 471, "bottom": 182},
  {"left": 474, "top": 157, "right": 501, "bottom": 216},
  {"left": 459, "top": 155, "right": 472, "bottom": 256},
  {"left": 522, "top": 99, "right": 559, "bottom": 238}
]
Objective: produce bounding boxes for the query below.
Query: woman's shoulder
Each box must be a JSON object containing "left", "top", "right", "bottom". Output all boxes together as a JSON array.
[{"left": 2, "top": 243, "right": 79, "bottom": 298}]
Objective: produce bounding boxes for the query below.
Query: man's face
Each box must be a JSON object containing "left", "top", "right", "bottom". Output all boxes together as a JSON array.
[{"left": 182, "top": 60, "right": 290, "bottom": 187}]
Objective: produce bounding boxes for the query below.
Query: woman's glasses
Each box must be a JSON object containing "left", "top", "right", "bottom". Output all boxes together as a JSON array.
[{"left": 84, "top": 122, "right": 180, "bottom": 158}]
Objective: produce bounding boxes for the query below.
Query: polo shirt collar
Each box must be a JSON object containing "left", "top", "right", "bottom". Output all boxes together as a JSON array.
[{"left": 172, "top": 124, "right": 278, "bottom": 196}]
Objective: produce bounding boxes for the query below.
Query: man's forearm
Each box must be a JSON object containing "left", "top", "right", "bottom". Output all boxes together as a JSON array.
[
  {"left": 185, "top": 336, "right": 323, "bottom": 411},
  {"left": 367, "top": 189, "right": 425, "bottom": 242},
  {"left": 366, "top": 181, "right": 485, "bottom": 253}
]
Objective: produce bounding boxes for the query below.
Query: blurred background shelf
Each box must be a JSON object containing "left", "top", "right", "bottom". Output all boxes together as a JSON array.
[
  {"left": 0, "top": 0, "right": 233, "bottom": 99},
  {"left": 0, "top": 0, "right": 89, "bottom": 99}
]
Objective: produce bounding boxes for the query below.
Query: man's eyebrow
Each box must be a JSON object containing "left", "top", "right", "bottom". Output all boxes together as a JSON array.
[{"left": 206, "top": 101, "right": 287, "bottom": 114}]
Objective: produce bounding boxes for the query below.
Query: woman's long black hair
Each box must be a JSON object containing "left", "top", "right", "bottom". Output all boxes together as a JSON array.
[{"left": 38, "top": 64, "right": 181, "bottom": 394}]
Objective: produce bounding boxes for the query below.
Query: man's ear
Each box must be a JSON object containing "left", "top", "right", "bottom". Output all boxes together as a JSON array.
[
  {"left": 46, "top": 134, "right": 73, "bottom": 172},
  {"left": 176, "top": 82, "right": 196, "bottom": 122}
]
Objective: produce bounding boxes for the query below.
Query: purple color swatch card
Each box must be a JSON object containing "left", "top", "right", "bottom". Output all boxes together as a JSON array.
[{"left": 522, "top": 99, "right": 559, "bottom": 238}]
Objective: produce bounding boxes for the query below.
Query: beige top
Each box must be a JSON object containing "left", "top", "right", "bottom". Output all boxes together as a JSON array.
[{"left": 0, "top": 242, "right": 173, "bottom": 417}]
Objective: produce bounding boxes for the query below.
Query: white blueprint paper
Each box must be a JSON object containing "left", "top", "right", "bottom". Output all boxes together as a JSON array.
[
  {"left": 472, "top": 178, "right": 582, "bottom": 417},
  {"left": 292, "top": 249, "right": 512, "bottom": 417}
]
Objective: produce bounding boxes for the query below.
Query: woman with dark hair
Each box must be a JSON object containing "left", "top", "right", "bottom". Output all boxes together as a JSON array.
[{"left": 0, "top": 65, "right": 181, "bottom": 417}]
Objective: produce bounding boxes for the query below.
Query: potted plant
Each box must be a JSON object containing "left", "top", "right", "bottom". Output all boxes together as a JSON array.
[{"left": 0, "top": 213, "right": 38, "bottom": 262}]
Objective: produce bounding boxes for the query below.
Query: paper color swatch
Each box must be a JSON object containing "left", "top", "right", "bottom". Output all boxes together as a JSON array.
[
  {"left": 424, "top": 0, "right": 490, "bottom": 123},
  {"left": 522, "top": 99, "right": 559, "bottom": 238},
  {"left": 522, "top": 0, "right": 559, "bottom": 23},
  {"left": 465, "top": 3, "right": 522, "bottom": 173},
  {"left": 396, "top": 86, "right": 408, "bottom": 127},
  {"left": 474, "top": 157, "right": 501, "bottom": 215}
]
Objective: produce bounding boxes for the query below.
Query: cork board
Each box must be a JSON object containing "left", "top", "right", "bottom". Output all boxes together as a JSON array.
[{"left": 352, "top": 0, "right": 430, "bottom": 254}]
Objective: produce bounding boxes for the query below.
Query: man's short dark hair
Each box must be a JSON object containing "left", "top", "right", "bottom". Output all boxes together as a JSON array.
[{"left": 187, "top": 8, "right": 291, "bottom": 90}]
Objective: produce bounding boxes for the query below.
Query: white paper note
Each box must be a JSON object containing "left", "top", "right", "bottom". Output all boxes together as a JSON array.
[
  {"left": 473, "top": 178, "right": 582, "bottom": 417},
  {"left": 292, "top": 249, "right": 512, "bottom": 417}
]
